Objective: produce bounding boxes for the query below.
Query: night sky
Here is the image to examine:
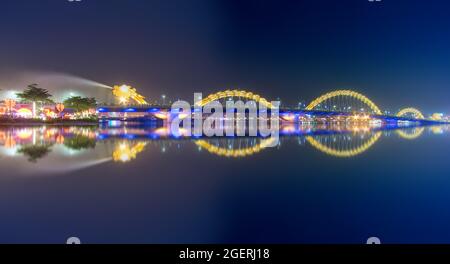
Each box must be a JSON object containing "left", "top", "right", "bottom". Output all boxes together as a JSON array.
[{"left": 1, "top": 0, "right": 449, "bottom": 113}]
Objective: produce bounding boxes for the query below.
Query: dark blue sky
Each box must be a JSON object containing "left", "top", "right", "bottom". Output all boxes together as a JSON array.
[{"left": 0, "top": 0, "right": 449, "bottom": 112}]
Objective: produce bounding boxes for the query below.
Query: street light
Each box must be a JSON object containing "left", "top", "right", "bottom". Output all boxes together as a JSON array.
[{"left": 162, "top": 94, "right": 166, "bottom": 106}]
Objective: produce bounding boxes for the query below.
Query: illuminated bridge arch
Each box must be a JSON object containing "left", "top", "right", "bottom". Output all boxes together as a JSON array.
[
  {"left": 306, "top": 132, "right": 382, "bottom": 158},
  {"left": 196, "top": 90, "right": 274, "bottom": 108},
  {"left": 305, "top": 90, "right": 383, "bottom": 115},
  {"left": 396, "top": 108, "right": 425, "bottom": 120}
]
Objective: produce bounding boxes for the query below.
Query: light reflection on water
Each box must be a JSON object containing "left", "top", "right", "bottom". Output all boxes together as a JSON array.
[
  {"left": 0, "top": 123, "right": 450, "bottom": 243},
  {"left": 0, "top": 124, "right": 447, "bottom": 176}
]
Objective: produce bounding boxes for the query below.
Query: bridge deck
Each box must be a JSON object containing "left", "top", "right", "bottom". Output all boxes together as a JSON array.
[{"left": 96, "top": 106, "right": 448, "bottom": 124}]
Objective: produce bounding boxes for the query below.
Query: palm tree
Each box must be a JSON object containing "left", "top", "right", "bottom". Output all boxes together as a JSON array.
[
  {"left": 16, "top": 84, "right": 54, "bottom": 118},
  {"left": 63, "top": 96, "right": 97, "bottom": 116}
]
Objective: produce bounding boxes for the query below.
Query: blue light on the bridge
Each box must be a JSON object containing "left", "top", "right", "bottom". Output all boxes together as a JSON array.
[
  {"left": 149, "top": 134, "right": 160, "bottom": 139},
  {"left": 124, "top": 108, "right": 137, "bottom": 112},
  {"left": 97, "top": 134, "right": 109, "bottom": 140},
  {"left": 147, "top": 108, "right": 160, "bottom": 113}
]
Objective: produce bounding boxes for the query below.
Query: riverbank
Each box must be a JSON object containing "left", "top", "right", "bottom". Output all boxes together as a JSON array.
[{"left": 0, "top": 117, "right": 99, "bottom": 126}]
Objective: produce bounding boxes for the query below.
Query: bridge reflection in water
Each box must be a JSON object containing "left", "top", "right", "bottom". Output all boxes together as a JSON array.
[{"left": 0, "top": 124, "right": 448, "bottom": 175}]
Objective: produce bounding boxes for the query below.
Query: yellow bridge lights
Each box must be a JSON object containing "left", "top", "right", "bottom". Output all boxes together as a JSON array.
[
  {"left": 396, "top": 127, "right": 425, "bottom": 140},
  {"left": 306, "top": 132, "right": 383, "bottom": 158},
  {"left": 396, "top": 108, "right": 425, "bottom": 120},
  {"left": 196, "top": 89, "right": 274, "bottom": 109},
  {"left": 305, "top": 90, "right": 383, "bottom": 115},
  {"left": 112, "top": 84, "right": 148, "bottom": 105},
  {"left": 195, "top": 137, "right": 278, "bottom": 158},
  {"left": 199, "top": 89, "right": 385, "bottom": 115},
  {"left": 109, "top": 86, "right": 428, "bottom": 121}
]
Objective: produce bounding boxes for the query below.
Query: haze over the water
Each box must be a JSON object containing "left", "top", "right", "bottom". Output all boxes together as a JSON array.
[{"left": 0, "top": 71, "right": 114, "bottom": 103}]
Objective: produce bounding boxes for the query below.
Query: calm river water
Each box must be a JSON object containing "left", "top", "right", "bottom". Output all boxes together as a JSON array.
[{"left": 0, "top": 124, "right": 448, "bottom": 243}]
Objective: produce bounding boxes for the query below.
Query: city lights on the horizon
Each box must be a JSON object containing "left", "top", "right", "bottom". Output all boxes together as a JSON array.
[{"left": 0, "top": 85, "right": 448, "bottom": 124}]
